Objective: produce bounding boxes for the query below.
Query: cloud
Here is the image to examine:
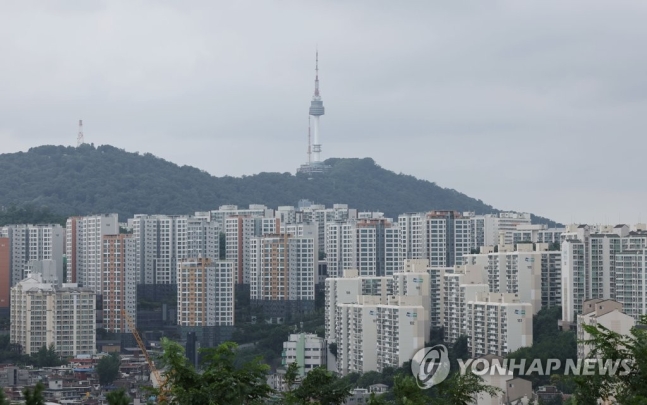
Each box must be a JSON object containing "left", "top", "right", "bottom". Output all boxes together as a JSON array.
[{"left": 1, "top": 0, "right": 646, "bottom": 224}]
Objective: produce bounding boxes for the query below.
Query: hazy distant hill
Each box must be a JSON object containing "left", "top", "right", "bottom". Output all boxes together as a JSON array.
[{"left": 0, "top": 144, "right": 558, "bottom": 226}]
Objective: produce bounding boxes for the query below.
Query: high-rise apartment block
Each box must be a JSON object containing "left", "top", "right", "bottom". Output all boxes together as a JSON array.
[
  {"left": 336, "top": 294, "right": 427, "bottom": 374},
  {"left": 101, "top": 234, "right": 137, "bottom": 333},
  {"left": 465, "top": 243, "right": 562, "bottom": 314},
  {"left": 225, "top": 216, "right": 278, "bottom": 284},
  {"left": 466, "top": 292, "right": 533, "bottom": 358},
  {"left": 177, "top": 258, "right": 235, "bottom": 346},
  {"left": 443, "top": 268, "right": 489, "bottom": 344},
  {"left": 130, "top": 214, "right": 219, "bottom": 285},
  {"left": 325, "top": 222, "right": 357, "bottom": 278},
  {"left": 561, "top": 224, "right": 647, "bottom": 324},
  {"left": 326, "top": 262, "right": 429, "bottom": 374},
  {"left": 465, "top": 212, "right": 532, "bottom": 248},
  {"left": 0, "top": 238, "right": 9, "bottom": 314},
  {"left": 512, "top": 225, "right": 565, "bottom": 244},
  {"left": 66, "top": 214, "right": 118, "bottom": 290},
  {"left": 204, "top": 205, "right": 274, "bottom": 230},
  {"left": 10, "top": 274, "right": 96, "bottom": 357},
  {"left": 249, "top": 233, "right": 316, "bottom": 321},
  {"left": 1, "top": 224, "right": 64, "bottom": 287}
]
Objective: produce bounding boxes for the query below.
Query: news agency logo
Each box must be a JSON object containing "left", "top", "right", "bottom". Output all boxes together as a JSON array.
[{"left": 410, "top": 345, "right": 450, "bottom": 389}]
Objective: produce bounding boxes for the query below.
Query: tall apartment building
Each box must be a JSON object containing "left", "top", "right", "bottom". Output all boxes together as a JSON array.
[
  {"left": 10, "top": 274, "right": 96, "bottom": 357},
  {"left": 465, "top": 212, "right": 532, "bottom": 249},
  {"left": 249, "top": 233, "right": 316, "bottom": 321},
  {"left": 1, "top": 224, "right": 65, "bottom": 287},
  {"left": 384, "top": 224, "right": 402, "bottom": 276},
  {"left": 426, "top": 211, "right": 471, "bottom": 267},
  {"left": 561, "top": 224, "right": 647, "bottom": 324},
  {"left": 66, "top": 214, "right": 119, "bottom": 290},
  {"left": 615, "top": 248, "right": 647, "bottom": 320},
  {"left": 577, "top": 299, "right": 635, "bottom": 359},
  {"left": 177, "top": 258, "right": 235, "bottom": 346},
  {"left": 281, "top": 333, "right": 327, "bottom": 376},
  {"left": 0, "top": 238, "right": 10, "bottom": 315},
  {"left": 465, "top": 292, "right": 533, "bottom": 358},
  {"left": 101, "top": 235, "right": 137, "bottom": 333},
  {"left": 398, "top": 213, "right": 426, "bottom": 260},
  {"left": 225, "top": 216, "right": 278, "bottom": 284},
  {"left": 512, "top": 225, "right": 565, "bottom": 244},
  {"left": 443, "top": 271, "right": 489, "bottom": 344},
  {"left": 176, "top": 217, "right": 220, "bottom": 262},
  {"left": 207, "top": 204, "right": 274, "bottom": 230},
  {"left": 336, "top": 294, "right": 426, "bottom": 374},
  {"left": 356, "top": 218, "right": 396, "bottom": 277},
  {"left": 324, "top": 270, "right": 394, "bottom": 343},
  {"left": 130, "top": 215, "right": 219, "bottom": 285},
  {"left": 325, "top": 222, "right": 357, "bottom": 278},
  {"left": 327, "top": 264, "right": 430, "bottom": 374},
  {"left": 465, "top": 244, "right": 562, "bottom": 314}
]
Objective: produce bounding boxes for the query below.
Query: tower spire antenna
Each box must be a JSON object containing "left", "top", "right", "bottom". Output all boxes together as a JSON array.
[
  {"left": 314, "top": 49, "right": 320, "bottom": 98},
  {"left": 77, "top": 120, "right": 84, "bottom": 147}
]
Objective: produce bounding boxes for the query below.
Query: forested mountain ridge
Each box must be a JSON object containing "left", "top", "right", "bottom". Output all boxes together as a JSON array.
[{"left": 0, "top": 144, "right": 558, "bottom": 226}]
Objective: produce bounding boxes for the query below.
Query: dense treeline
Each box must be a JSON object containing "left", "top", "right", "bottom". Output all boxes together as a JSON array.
[
  {"left": 0, "top": 205, "right": 66, "bottom": 226},
  {"left": 0, "top": 144, "right": 558, "bottom": 225}
]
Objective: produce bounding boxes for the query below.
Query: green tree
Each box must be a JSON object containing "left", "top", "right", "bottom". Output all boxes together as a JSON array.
[
  {"left": 159, "top": 338, "right": 273, "bottom": 405},
  {"left": 96, "top": 353, "right": 121, "bottom": 385},
  {"left": 392, "top": 375, "right": 428, "bottom": 405},
  {"left": 30, "top": 344, "right": 65, "bottom": 367},
  {"left": 106, "top": 388, "right": 131, "bottom": 405},
  {"left": 23, "top": 382, "right": 45, "bottom": 405},
  {"left": 0, "top": 387, "right": 9, "bottom": 405},
  {"left": 571, "top": 315, "right": 647, "bottom": 404},
  {"left": 430, "top": 373, "right": 502, "bottom": 405},
  {"left": 291, "top": 366, "right": 351, "bottom": 405}
]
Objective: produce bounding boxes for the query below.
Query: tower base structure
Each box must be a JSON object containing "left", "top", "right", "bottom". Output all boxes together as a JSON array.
[{"left": 297, "top": 161, "right": 331, "bottom": 176}]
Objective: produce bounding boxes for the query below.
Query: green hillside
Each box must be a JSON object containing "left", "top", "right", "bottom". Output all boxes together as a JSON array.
[{"left": 0, "top": 144, "right": 557, "bottom": 225}]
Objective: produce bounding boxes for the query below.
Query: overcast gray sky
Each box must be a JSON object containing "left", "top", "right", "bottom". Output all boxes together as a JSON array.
[{"left": 1, "top": 1, "right": 646, "bottom": 225}]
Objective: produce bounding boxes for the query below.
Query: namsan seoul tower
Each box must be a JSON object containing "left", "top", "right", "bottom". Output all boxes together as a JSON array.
[
  {"left": 298, "top": 51, "right": 330, "bottom": 175},
  {"left": 309, "top": 51, "right": 325, "bottom": 163}
]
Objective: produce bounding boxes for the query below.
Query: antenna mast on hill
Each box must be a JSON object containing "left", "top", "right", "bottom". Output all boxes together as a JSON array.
[{"left": 77, "top": 120, "right": 85, "bottom": 147}]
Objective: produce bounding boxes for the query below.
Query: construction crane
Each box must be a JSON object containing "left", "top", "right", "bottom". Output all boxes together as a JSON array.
[{"left": 122, "top": 309, "right": 168, "bottom": 402}]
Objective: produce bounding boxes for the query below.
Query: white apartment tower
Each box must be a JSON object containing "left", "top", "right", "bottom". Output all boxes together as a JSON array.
[
  {"left": 466, "top": 292, "right": 533, "bottom": 358},
  {"left": 10, "top": 274, "right": 96, "bottom": 357},
  {"left": 561, "top": 224, "right": 647, "bottom": 324},
  {"left": 398, "top": 213, "right": 426, "bottom": 260},
  {"left": 325, "top": 222, "right": 357, "bottom": 278},
  {"left": 66, "top": 214, "right": 119, "bottom": 291},
  {"left": 130, "top": 215, "right": 219, "bottom": 285},
  {"left": 465, "top": 244, "right": 562, "bottom": 315},
  {"left": 1, "top": 224, "right": 65, "bottom": 286}
]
